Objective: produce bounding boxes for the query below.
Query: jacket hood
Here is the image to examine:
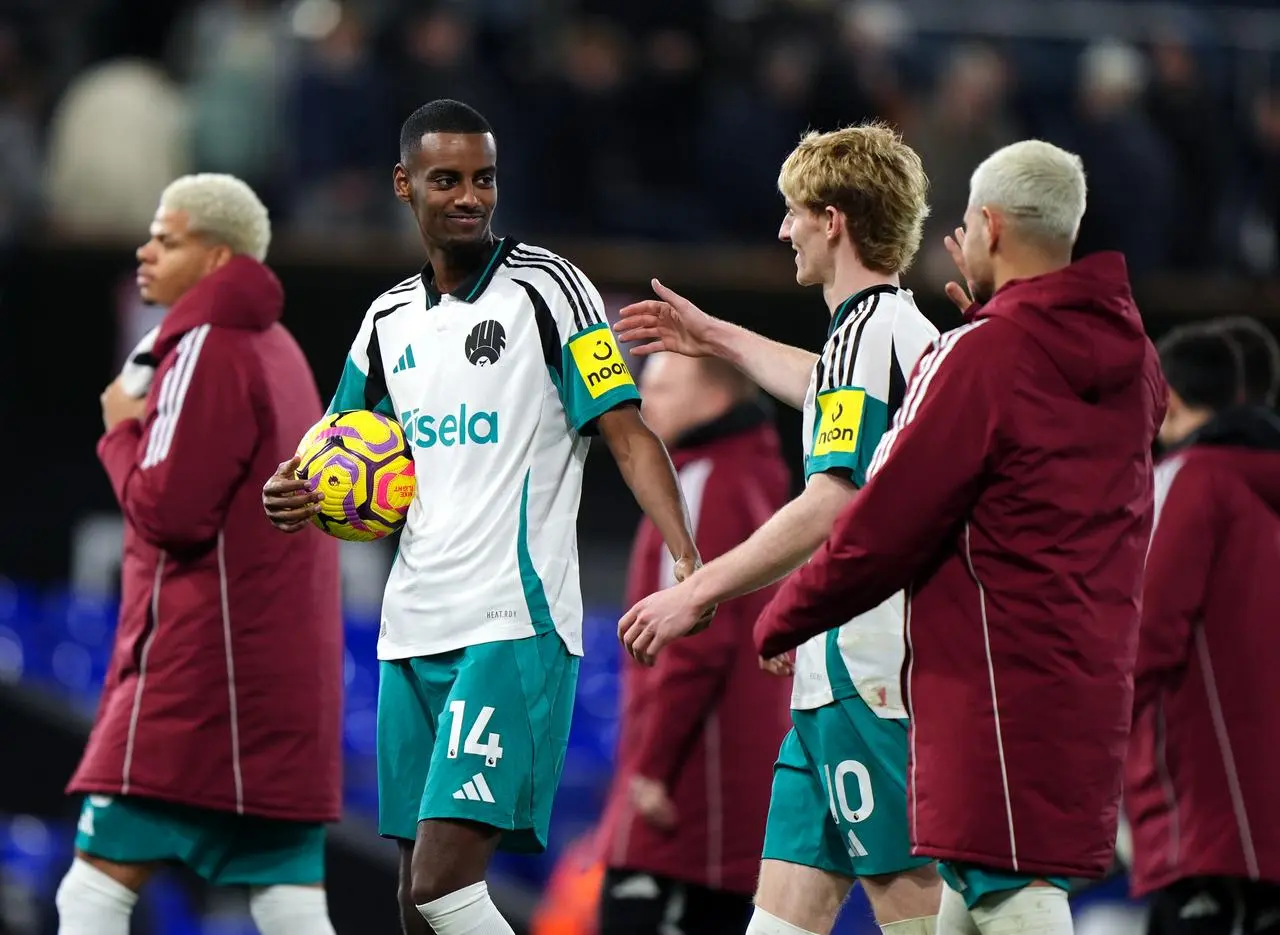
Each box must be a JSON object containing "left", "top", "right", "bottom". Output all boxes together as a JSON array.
[
  {"left": 1186, "top": 406, "right": 1280, "bottom": 512},
  {"left": 976, "top": 252, "right": 1148, "bottom": 400},
  {"left": 155, "top": 256, "right": 284, "bottom": 355}
]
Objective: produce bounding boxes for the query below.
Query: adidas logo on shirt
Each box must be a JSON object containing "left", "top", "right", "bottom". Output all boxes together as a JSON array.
[
  {"left": 392, "top": 345, "right": 417, "bottom": 373},
  {"left": 452, "top": 773, "right": 495, "bottom": 803}
]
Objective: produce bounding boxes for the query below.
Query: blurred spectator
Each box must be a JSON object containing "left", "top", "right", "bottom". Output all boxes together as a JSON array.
[
  {"left": 286, "top": 2, "right": 391, "bottom": 233},
  {"left": 386, "top": 6, "right": 534, "bottom": 232},
  {"left": 167, "top": 0, "right": 291, "bottom": 208},
  {"left": 1244, "top": 88, "right": 1280, "bottom": 274},
  {"left": 1144, "top": 32, "right": 1230, "bottom": 270},
  {"left": 390, "top": 7, "right": 504, "bottom": 134},
  {"left": 1067, "top": 39, "right": 1176, "bottom": 272},
  {"left": 527, "top": 17, "right": 634, "bottom": 237},
  {"left": 0, "top": 21, "right": 43, "bottom": 248},
  {"left": 45, "top": 59, "right": 189, "bottom": 238},
  {"left": 910, "top": 43, "right": 1019, "bottom": 288},
  {"left": 810, "top": 0, "right": 914, "bottom": 132},
  {"left": 700, "top": 36, "right": 818, "bottom": 241}
]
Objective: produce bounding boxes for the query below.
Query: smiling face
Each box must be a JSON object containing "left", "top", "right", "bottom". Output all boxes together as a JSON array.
[
  {"left": 394, "top": 132, "right": 497, "bottom": 252},
  {"left": 779, "top": 200, "right": 836, "bottom": 287}
]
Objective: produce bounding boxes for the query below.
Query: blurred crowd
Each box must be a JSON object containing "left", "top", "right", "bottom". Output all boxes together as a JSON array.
[{"left": 3, "top": 0, "right": 1280, "bottom": 284}]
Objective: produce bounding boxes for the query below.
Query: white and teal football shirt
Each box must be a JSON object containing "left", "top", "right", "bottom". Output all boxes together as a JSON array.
[
  {"left": 329, "top": 238, "right": 640, "bottom": 660},
  {"left": 792, "top": 285, "right": 938, "bottom": 717}
]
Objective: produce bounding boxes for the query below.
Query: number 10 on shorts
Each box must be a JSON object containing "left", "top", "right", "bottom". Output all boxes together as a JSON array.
[{"left": 447, "top": 700, "right": 505, "bottom": 767}]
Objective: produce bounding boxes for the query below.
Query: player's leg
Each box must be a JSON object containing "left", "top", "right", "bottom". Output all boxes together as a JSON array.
[
  {"left": 749, "top": 726, "right": 855, "bottom": 935},
  {"left": 378, "top": 657, "right": 444, "bottom": 934},
  {"left": 411, "top": 817, "right": 509, "bottom": 933},
  {"left": 863, "top": 866, "right": 946, "bottom": 935},
  {"left": 752, "top": 859, "right": 853, "bottom": 934},
  {"left": 937, "top": 864, "right": 1072, "bottom": 935},
  {"left": 201, "top": 810, "right": 335, "bottom": 935},
  {"left": 750, "top": 702, "right": 941, "bottom": 935},
  {"left": 56, "top": 795, "right": 165, "bottom": 934},
  {"left": 831, "top": 696, "right": 941, "bottom": 932},
  {"left": 398, "top": 839, "right": 431, "bottom": 935},
  {"left": 409, "top": 632, "right": 579, "bottom": 934},
  {"left": 937, "top": 883, "right": 980, "bottom": 935}
]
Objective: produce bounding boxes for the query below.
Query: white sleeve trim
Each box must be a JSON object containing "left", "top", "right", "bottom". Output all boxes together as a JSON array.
[
  {"left": 141, "top": 324, "right": 212, "bottom": 470},
  {"left": 867, "top": 319, "right": 990, "bottom": 480}
]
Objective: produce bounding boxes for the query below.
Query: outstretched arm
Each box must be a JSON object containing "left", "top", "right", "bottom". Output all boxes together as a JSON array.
[
  {"left": 755, "top": 322, "right": 1000, "bottom": 658},
  {"left": 616, "top": 279, "right": 817, "bottom": 410},
  {"left": 598, "top": 405, "right": 701, "bottom": 580}
]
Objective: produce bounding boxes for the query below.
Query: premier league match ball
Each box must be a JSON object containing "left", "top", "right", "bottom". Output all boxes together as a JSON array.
[{"left": 295, "top": 410, "right": 416, "bottom": 542}]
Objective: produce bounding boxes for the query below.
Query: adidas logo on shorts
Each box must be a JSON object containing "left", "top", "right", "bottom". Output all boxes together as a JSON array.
[{"left": 452, "top": 773, "right": 495, "bottom": 804}]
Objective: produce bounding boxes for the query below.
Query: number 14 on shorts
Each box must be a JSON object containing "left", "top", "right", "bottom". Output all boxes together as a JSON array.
[{"left": 447, "top": 700, "right": 504, "bottom": 767}]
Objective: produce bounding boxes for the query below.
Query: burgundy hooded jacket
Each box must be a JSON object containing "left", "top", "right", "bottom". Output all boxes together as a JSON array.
[
  {"left": 1125, "top": 407, "right": 1280, "bottom": 895},
  {"left": 756, "top": 253, "right": 1166, "bottom": 878},
  {"left": 69, "top": 257, "right": 343, "bottom": 822}
]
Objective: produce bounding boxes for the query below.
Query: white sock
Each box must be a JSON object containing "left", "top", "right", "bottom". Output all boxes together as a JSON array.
[
  {"left": 55, "top": 858, "right": 138, "bottom": 935},
  {"left": 249, "top": 885, "right": 336, "bottom": 935},
  {"left": 938, "top": 885, "right": 980, "bottom": 935},
  {"left": 745, "top": 906, "right": 822, "bottom": 935},
  {"left": 416, "top": 881, "right": 514, "bottom": 934},
  {"left": 972, "top": 886, "right": 1072, "bottom": 935},
  {"left": 882, "top": 916, "right": 939, "bottom": 935}
]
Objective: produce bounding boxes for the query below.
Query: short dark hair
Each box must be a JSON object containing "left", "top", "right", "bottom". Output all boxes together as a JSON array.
[
  {"left": 1158, "top": 325, "right": 1242, "bottom": 412},
  {"left": 1205, "top": 316, "right": 1280, "bottom": 407},
  {"left": 399, "top": 99, "right": 493, "bottom": 164}
]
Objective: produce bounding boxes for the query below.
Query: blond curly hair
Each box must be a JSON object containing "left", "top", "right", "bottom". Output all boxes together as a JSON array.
[{"left": 777, "top": 123, "right": 930, "bottom": 275}]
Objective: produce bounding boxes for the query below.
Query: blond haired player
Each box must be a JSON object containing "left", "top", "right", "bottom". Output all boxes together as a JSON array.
[{"left": 616, "top": 124, "right": 942, "bottom": 935}]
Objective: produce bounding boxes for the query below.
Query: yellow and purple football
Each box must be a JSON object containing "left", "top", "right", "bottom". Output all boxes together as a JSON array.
[{"left": 295, "top": 410, "right": 415, "bottom": 541}]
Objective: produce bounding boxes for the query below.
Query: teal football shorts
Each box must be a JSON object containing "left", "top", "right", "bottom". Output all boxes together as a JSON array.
[
  {"left": 939, "top": 862, "right": 1072, "bottom": 909},
  {"left": 762, "top": 692, "right": 931, "bottom": 879},
  {"left": 74, "top": 795, "right": 325, "bottom": 886},
  {"left": 376, "top": 630, "right": 579, "bottom": 852}
]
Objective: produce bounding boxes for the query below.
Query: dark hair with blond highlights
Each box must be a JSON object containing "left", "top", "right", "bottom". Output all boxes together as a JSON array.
[{"left": 777, "top": 122, "right": 930, "bottom": 275}]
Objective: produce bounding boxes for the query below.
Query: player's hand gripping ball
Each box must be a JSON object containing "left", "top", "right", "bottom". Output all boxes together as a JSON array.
[{"left": 295, "top": 410, "right": 416, "bottom": 541}]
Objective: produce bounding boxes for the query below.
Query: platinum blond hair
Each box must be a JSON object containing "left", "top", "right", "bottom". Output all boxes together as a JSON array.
[
  {"left": 159, "top": 173, "right": 271, "bottom": 261},
  {"left": 968, "top": 140, "right": 1087, "bottom": 248}
]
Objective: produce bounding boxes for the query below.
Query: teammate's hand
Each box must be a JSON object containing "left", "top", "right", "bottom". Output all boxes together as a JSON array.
[
  {"left": 100, "top": 378, "right": 146, "bottom": 431},
  {"left": 615, "top": 278, "right": 718, "bottom": 358},
  {"left": 759, "top": 652, "right": 795, "bottom": 677},
  {"left": 943, "top": 226, "right": 976, "bottom": 314},
  {"left": 618, "top": 577, "right": 712, "bottom": 665},
  {"left": 672, "top": 555, "right": 716, "bottom": 636},
  {"left": 629, "top": 776, "right": 677, "bottom": 829},
  {"left": 262, "top": 457, "right": 323, "bottom": 533}
]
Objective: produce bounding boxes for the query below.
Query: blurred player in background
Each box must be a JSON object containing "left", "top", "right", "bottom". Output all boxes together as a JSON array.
[
  {"left": 1125, "top": 322, "right": 1280, "bottom": 935},
  {"left": 262, "top": 99, "right": 707, "bottom": 935},
  {"left": 1204, "top": 316, "right": 1280, "bottom": 408},
  {"left": 58, "top": 174, "right": 343, "bottom": 935},
  {"left": 743, "top": 140, "right": 1165, "bottom": 935},
  {"left": 598, "top": 352, "right": 792, "bottom": 935},
  {"left": 617, "top": 124, "right": 943, "bottom": 935}
]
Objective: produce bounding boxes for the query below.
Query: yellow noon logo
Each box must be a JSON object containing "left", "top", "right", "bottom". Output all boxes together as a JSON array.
[
  {"left": 814, "top": 389, "right": 865, "bottom": 457},
  {"left": 570, "top": 328, "right": 634, "bottom": 399}
]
